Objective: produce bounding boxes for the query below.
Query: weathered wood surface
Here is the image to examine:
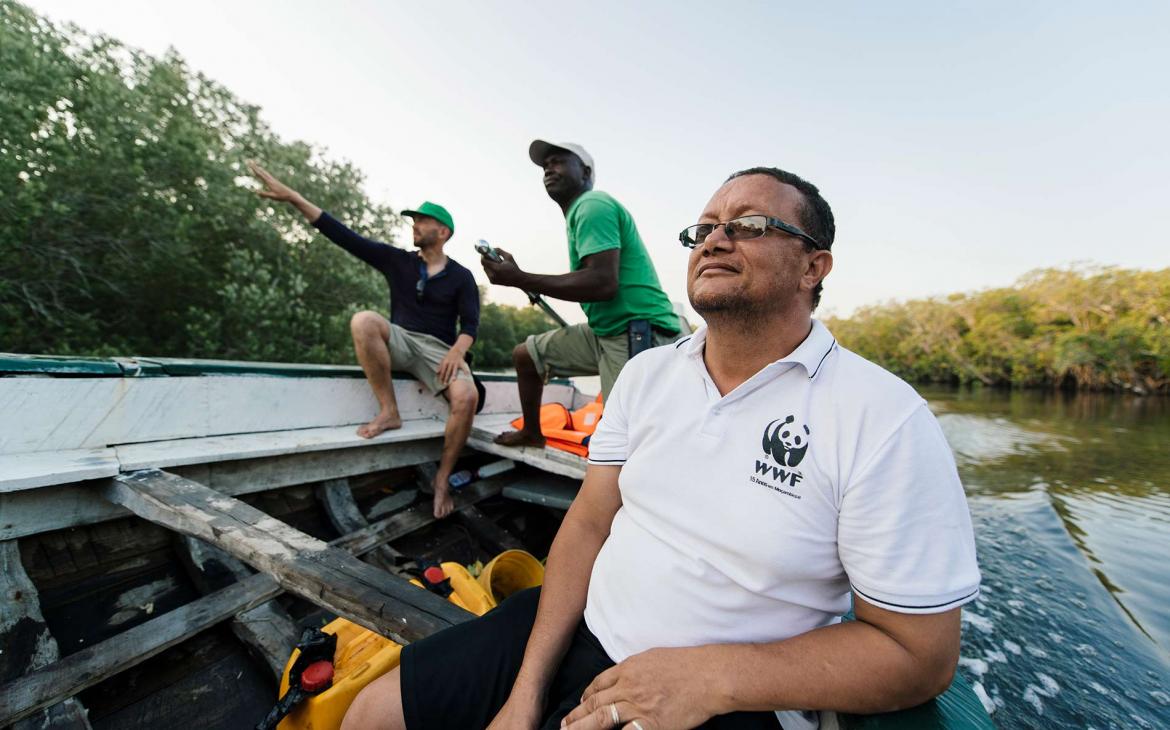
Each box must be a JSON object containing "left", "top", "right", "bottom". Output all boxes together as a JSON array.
[
  {"left": 0, "top": 475, "right": 505, "bottom": 725},
  {"left": 0, "top": 571, "right": 281, "bottom": 726},
  {"left": 177, "top": 536, "right": 300, "bottom": 681},
  {"left": 101, "top": 470, "right": 470, "bottom": 643},
  {"left": 317, "top": 478, "right": 407, "bottom": 576},
  {"left": 0, "top": 440, "right": 442, "bottom": 541},
  {"left": 117, "top": 420, "right": 446, "bottom": 470},
  {"left": 0, "top": 375, "right": 575, "bottom": 456},
  {"left": 0, "top": 448, "right": 119, "bottom": 494},
  {"left": 368, "top": 489, "right": 419, "bottom": 520},
  {"left": 456, "top": 507, "right": 526, "bottom": 553},
  {"left": 0, "top": 541, "right": 93, "bottom": 729},
  {"left": 468, "top": 414, "right": 588, "bottom": 481},
  {"left": 0, "top": 376, "right": 448, "bottom": 455},
  {"left": 501, "top": 476, "right": 581, "bottom": 511}
]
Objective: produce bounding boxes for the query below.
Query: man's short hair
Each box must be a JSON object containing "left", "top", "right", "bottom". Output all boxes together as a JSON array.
[{"left": 726, "top": 166, "right": 835, "bottom": 309}]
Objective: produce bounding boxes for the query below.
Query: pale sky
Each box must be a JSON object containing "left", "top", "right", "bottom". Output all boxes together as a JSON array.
[{"left": 23, "top": 0, "right": 1170, "bottom": 321}]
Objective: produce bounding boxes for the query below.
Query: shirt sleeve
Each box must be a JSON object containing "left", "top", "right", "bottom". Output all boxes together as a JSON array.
[
  {"left": 313, "top": 211, "right": 406, "bottom": 271},
  {"left": 586, "top": 359, "right": 636, "bottom": 465},
  {"left": 457, "top": 270, "right": 480, "bottom": 341},
  {"left": 570, "top": 197, "right": 623, "bottom": 259},
  {"left": 838, "top": 403, "right": 981, "bottom": 614}
]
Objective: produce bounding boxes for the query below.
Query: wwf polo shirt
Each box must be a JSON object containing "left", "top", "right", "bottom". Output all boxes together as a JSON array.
[{"left": 583, "top": 320, "right": 980, "bottom": 726}]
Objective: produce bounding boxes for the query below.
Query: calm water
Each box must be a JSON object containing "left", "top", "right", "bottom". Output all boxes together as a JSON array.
[{"left": 923, "top": 387, "right": 1170, "bottom": 728}]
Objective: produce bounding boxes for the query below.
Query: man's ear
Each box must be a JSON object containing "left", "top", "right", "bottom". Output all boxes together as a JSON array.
[
  {"left": 582, "top": 165, "right": 594, "bottom": 185},
  {"left": 440, "top": 225, "right": 452, "bottom": 242},
  {"left": 804, "top": 250, "right": 833, "bottom": 289}
]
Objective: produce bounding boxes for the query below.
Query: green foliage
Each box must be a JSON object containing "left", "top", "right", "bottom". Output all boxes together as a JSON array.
[
  {"left": 825, "top": 266, "right": 1170, "bottom": 394},
  {"left": 470, "top": 287, "right": 555, "bottom": 369},
  {"left": 0, "top": 1, "right": 553, "bottom": 369},
  {"left": 0, "top": 1, "right": 396, "bottom": 363}
]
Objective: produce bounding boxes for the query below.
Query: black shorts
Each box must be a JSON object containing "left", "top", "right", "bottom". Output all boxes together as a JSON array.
[{"left": 400, "top": 587, "right": 782, "bottom": 730}]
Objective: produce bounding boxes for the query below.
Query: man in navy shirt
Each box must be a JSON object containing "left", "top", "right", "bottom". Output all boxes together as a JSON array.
[{"left": 249, "top": 162, "right": 480, "bottom": 518}]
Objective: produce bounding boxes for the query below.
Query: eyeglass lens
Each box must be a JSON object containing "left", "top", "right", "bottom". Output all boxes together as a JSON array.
[{"left": 686, "top": 216, "right": 767, "bottom": 246}]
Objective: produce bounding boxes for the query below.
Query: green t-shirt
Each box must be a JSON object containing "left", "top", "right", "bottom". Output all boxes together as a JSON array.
[{"left": 565, "top": 191, "right": 679, "bottom": 338}]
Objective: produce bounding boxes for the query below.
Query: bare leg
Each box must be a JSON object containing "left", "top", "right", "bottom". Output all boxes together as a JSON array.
[
  {"left": 494, "top": 342, "right": 546, "bottom": 448},
  {"left": 350, "top": 311, "right": 403, "bottom": 438},
  {"left": 433, "top": 377, "right": 478, "bottom": 519},
  {"left": 341, "top": 665, "right": 405, "bottom": 730}
]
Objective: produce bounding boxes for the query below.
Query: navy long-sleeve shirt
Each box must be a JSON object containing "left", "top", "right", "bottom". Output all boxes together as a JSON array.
[{"left": 313, "top": 212, "right": 479, "bottom": 346}]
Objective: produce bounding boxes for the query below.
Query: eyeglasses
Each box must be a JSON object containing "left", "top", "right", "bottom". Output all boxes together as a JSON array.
[{"left": 679, "top": 215, "right": 822, "bottom": 250}]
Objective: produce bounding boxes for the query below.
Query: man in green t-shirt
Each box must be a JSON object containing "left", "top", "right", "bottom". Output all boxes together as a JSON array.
[{"left": 482, "top": 140, "right": 682, "bottom": 448}]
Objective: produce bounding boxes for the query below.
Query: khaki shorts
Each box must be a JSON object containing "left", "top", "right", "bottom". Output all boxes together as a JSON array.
[
  {"left": 525, "top": 323, "right": 680, "bottom": 400},
  {"left": 388, "top": 323, "right": 472, "bottom": 395}
]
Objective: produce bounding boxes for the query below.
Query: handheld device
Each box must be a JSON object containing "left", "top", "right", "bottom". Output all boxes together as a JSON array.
[
  {"left": 474, "top": 239, "right": 570, "bottom": 328},
  {"left": 475, "top": 239, "right": 503, "bottom": 263}
]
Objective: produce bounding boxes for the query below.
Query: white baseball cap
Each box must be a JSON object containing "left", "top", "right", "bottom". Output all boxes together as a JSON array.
[{"left": 528, "top": 140, "right": 595, "bottom": 176}]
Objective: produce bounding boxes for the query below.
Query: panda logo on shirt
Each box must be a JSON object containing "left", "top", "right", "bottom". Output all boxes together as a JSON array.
[{"left": 763, "top": 415, "right": 810, "bottom": 468}]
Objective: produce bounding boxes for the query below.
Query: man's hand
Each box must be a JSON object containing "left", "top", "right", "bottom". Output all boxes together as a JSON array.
[
  {"left": 562, "top": 647, "right": 720, "bottom": 730},
  {"left": 247, "top": 160, "right": 300, "bottom": 202},
  {"left": 437, "top": 346, "right": 466, "bottom": 386},
  {"left": 247, "top": 160, "right": 323, "bottom": 223},
  {"left": 481, "top": 247, "right": 526, "bottom": 288}
]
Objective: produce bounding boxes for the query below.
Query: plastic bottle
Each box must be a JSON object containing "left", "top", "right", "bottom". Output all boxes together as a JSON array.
[{"left": 448, "top": 470, "right": 474, "bottom": 489}]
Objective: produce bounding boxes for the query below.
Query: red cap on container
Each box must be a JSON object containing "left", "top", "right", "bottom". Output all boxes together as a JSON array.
[
  {"left": 300, "top": 660, "right": 334, "bottom": 692},
  {"left": 423, "top": 566, "right": 446, "bottom": 584}
]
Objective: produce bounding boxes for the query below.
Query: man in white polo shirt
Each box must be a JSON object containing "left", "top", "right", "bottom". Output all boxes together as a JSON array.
[{"left": 342, "top": 167, "right": 980, "bottom": 730}]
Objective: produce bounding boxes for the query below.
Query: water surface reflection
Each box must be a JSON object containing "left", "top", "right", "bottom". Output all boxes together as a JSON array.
[{"left": 925, "top": 387, "right": 1170, "bottom": 726}]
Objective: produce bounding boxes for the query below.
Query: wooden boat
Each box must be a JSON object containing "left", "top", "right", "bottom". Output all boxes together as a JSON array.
[{"left": 0, "top": 354, "right": 993, "bottom": 729}]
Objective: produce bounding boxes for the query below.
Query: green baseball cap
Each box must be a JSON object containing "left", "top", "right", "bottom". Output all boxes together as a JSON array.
[{"left": 401, "top": 201, "right": 454, "bottom": 234}]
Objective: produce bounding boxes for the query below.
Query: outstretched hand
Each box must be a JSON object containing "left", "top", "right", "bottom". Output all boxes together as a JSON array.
[
  {"left": 247, "top": 160, "right": 300, "bottom": 202},
  {"left": 481, "top": 247, "right": 525, "bottom": 287}
]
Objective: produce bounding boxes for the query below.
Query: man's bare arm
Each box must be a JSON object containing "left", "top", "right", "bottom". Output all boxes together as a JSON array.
[
  {"left": 248, "top": 160, "right": 322, "bottom": 223},
  {"left": 482, "top": 249, "right": 620, "bottom": 302},
  {"left": 486, "top": 464, "right": 622, "bottom": 728},
  {"left": 702, "top": 598, "right": 961, "bottom": 714}
]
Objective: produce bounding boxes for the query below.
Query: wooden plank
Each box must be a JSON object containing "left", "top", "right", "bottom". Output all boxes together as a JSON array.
[
  {"left": 368, "top": 489, "right": 419, "bottom": 520},
  {"left": 177, "top": 536, "right": 300, "bottom": 681},
  {"left": 329, "top": 478, "right": 504, "bottom": 556},
  {"left": 0, "top": 440, "right": 442, "bottom": 541},
  {"left": 101, "top": 470, "right": 470, "bottom": 643},
  {"left": 0, "top": 541, "right": 92, "bottom": 729},
  {"left": 501, "top": 477, "right": 581, "bottom": 511},
  {"left": 116, "top": 420, "right": 446, "bottom": 471},
  {"left": 0, "top": 571, "right": 282, "bottom": 727},
  {"left": 456, "top": 506, "right": 526, "bottom": 553},
  {"left": 0, "top": 448, "right": 119, "bottom": 493},
  {"left": 0, "top": 479, "right": 503, "bottom": 726},
  {"left": 468, "top": 414, "right": 587, "bottom": 481},
  {"left": 316, "top": 478, "right": 407, "bottom": 576},
  {"left": 0, "top": 376, "right": 449, "bottom": 454},
  {"left": 176, "top": 439, "right": 442, "bottom": 494}
]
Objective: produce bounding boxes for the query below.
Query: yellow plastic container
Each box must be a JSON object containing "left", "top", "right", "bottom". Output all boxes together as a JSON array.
[
  {"left": 477, "top": 550, "right": 545, "bottom": 605},
  {"left": 277, "top": 618, "right": 401, "bottom": 730},
  {"left": 409, "top": 562, "right": 496, "bottom": 616},
  {"left": 274, "top": 554, "right": 543, "bottom": 729}
]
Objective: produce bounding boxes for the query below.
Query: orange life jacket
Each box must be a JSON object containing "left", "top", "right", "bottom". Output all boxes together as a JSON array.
[{"left": 509, "top": 395, "right": 604, "bottom": 458}]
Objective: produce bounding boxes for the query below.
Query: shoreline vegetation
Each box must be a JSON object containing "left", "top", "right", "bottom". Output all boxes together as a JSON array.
[
  {"left": 825, "top": 266, "right": 1170, "bottom": 395},
  {"left": 3, "top": 2, "right": 1166, "bottom": 391}
]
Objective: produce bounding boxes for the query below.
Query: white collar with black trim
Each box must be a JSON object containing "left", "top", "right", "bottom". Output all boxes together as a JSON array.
[{"left": 678, "top": 319, "right": 837, "bottom": 380}]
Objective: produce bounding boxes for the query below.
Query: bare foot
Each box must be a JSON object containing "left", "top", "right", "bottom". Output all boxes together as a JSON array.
[
  {"left": 356, "top": 411, "right": 402, "bottom": 439},
  {"left": 493, "top": 429, "right": 546, "bottom": 448},
  {"left": 432, "top": 484, "right": 454, "bottom": 519}
]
